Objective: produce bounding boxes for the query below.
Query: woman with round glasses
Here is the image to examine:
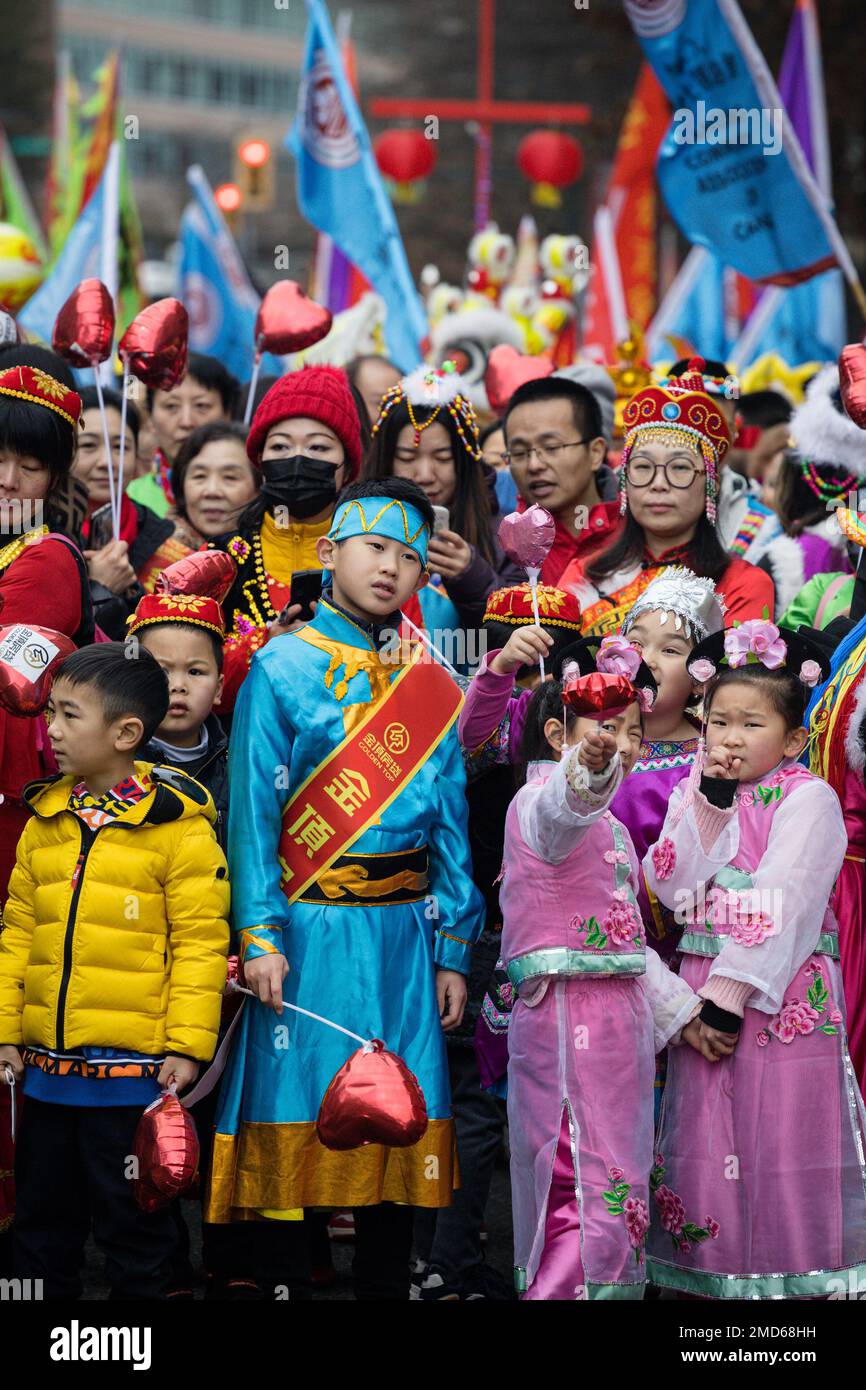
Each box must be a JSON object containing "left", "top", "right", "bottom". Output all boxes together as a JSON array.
[{"left": 558, "top": 359, "right": 774, "bottom": 635}]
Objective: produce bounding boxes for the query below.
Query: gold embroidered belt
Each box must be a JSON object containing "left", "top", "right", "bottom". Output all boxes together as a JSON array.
[{"left": 296, "top": 846, "right": 429, "bottom": 906}]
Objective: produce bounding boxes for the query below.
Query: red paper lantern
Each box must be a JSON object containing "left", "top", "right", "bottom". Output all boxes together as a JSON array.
[
  {"left": 374, "top": 129, "right": 437, "bottom": 204},
  {"left": 517, "top": 131, "right": 583, "bottom": 209}
]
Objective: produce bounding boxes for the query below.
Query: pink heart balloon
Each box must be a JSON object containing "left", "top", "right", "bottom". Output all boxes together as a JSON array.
[
  {"left": 839, "top": 344, "right": 866, "bottom": 430},
  {"left": 484, "top": 344, "right": 553, "bottom": 415},
  {"left": 498, "top": 504, "right": 556, "bottom": 571}
]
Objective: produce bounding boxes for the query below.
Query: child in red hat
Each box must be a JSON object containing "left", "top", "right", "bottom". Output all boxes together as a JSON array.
[{"left": 208, "top": 365, "right": 364, "bottom": 712}]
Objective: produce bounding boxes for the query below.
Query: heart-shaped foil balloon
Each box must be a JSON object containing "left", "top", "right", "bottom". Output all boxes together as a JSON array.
[
  {"left": 317, "top": 1040, "right": 428, "bottom": 1151},
  {"left": 52, "top": 278, "right": 115, "bottom": 367},
  {"left": 119, "top": 299, "right": 189, "bottom": 391},
  {"left": 484, "top": 344, "right": 553, "bottom": 415},
  {"left": 562, "top": 670, "right": 636, "bottom": 720},
  {"left": 255, "top": 280, "right": 333, "bottom": 356},
  {"left": 132, "top": 1092, "right": 200, "bottom": 1213},
  {"left": 0, "top": 623, "right": 76, "bottom": 717},
  {"left": 838, "top": 344, "right": 866, "bottom": 430},
  {"left": 498, "top": 504, "right": 556, "bottom": 571},
  {"left": 157, "top": 549, "right": 237, "bottom": 604}
]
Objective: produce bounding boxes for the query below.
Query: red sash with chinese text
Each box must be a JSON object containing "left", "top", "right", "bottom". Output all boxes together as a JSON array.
[{"left": 276, "top": 646, "right": 463, "bottom": 905}]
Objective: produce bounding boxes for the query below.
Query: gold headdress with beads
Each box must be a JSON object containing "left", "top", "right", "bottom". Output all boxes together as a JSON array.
[{"left": 371, "top": 360, "right": 483, "bottom": 461}]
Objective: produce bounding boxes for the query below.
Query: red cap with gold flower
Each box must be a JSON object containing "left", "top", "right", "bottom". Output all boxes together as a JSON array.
[
  {"left": 127, "top": 591, "right": 226, "bottom": 639},
  {"left": 0, "top": 364, "right": 82, "bottom": 428},
  {"left": 483, "top": 582, "right": 582, "bottom": 631},
  {"left": 620, "top": 356, "right": 731, "bottom": 524}
]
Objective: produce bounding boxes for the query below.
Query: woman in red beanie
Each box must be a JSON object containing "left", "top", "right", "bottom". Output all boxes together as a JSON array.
[{"left": 209, "top": 365, "right": 363, "bottom": 711}]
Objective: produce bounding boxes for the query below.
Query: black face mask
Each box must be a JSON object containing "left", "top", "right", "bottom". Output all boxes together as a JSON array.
[{"left": 260, "top": 455, "right": 339, "bottom": 520}]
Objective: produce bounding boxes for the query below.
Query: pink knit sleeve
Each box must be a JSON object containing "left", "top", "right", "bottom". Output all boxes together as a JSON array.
[{"left": 698, "top": 975, "right": 754, "bottom": 1018}]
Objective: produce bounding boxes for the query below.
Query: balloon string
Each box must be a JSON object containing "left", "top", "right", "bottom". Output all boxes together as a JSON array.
[
  {"left": 400, "top": 613, "right": 460, "bottom": 677},
  {"left": 232, "top": 983, "right": 370, "bottom": 1046},
  {"left": 116, "top": 361, "right": 130, "bottom": 537},
  {"left": 93, "top": 367, "right": 119, "bottom": 543},
  {"left": 526, "top": 566, "right": 546, "bottom": 681},
  {"left": 244, "top": 355, "right": 263, "bottom": 426}
]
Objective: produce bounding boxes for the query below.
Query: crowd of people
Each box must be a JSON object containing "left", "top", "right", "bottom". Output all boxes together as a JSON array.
[{"left": 0, "top": 335, "right": 865, "bottom": 1303}]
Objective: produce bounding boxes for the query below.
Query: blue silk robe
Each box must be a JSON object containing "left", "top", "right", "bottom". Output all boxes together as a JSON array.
[{"left": 207, "top": 598, "right": 485, "bottom": 1219}]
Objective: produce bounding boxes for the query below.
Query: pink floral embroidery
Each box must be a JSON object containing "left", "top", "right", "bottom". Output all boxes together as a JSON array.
[
  {"left": 603, "top": 849, "right": 629, "bottom": 866},
  {"left": 651, "top": 837, "right": 676, "bottom": 881},
  {"left": 601, "top": 898, "right": 643, "bottom": 947},
  {"left": 755, "top": 1030, "right": 770, "bottom": 1047},
  {"left": 830, "top": 1009, "right": 843, "bottom": 1025},
  {"left": 602, "top": 1170, "right": 648, "bottom": 1264},
  {"left": 649, "top": 1157, "right": 719, "bottom": 1255},
  {"left": 499, "top": 982, "right": 514, "bottom": 1007},
  {"left": 769, "top": 999, "right": 820, "bottom": 1044},
  {"left": 623, "top": 1196, "right": 649, "bottom": 1250},
  {"left": 730, "top": 910, "right": 774, "bottom": 948},
  {"left": 654, "top": 1184, "right": 685, "bottom": 1236}
]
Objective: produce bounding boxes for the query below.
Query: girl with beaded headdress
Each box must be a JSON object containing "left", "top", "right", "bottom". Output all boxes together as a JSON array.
[
  {"left": 365, "top": 363, "right": 522, "bottom": 633},
  {"left": 558, "top": 359, "right": 774, "bottom": 637}
]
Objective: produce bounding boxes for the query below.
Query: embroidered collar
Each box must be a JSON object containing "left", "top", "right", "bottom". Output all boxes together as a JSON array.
[
  {"left": 318, "top": 596, "right": 403, "bottom": 653},
  {"left": 641, "top": 541, "right": 692, "bottom": 571}
]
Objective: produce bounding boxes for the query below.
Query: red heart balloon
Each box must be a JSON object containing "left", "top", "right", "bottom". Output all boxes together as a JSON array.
[
  {"left": 498, "top": 504, "right": 556, "bottom": 570},
  {"left": 484, "top": 344, "right": 553, "bottom": 415},
  {"left": 839, "top": 344, "right": 866, "bottom": 430},
  {"left": 562, "top": 671, "right": 636, "bottom": 720},
  {"left": 52, "top": 278, "right": 115, "bottom": 367},
  {"left": 132, "top": 1092, "right": 200, "bottom": 1213},
  {"left": 157, "top": 550, "right": 237, "bottom": 604},
  {"left": 0, "top": 622, "right": 76, "bottom": 717},
  {"left": 317, "top": 1040, "right": 428, "bottom": 1151},
  {"left": 119, "top": 299, "right": 189, "bottom": 391},
  {"left": 255, "top": 280, "right": 332, "bottom": 356}
]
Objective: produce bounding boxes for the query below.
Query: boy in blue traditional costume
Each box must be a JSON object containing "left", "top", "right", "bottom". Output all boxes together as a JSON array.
[{"left": 205, "top": 476, "right": 485, "bottom": 1300}]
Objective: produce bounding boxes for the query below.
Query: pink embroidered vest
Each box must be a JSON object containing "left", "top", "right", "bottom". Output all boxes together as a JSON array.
[{"left": 500, "top": 762, "right": 646, "bottom": 991}]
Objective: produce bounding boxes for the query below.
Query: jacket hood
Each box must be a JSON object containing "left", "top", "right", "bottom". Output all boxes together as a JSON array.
[{"left": 23, "top": 760, "right": 217, "bottom": 827}]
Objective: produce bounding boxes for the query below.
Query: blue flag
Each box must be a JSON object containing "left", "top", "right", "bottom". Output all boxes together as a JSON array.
[
  {"left": 287, "top": 0, "right": 426, "bottom": 371},
  {"left": 178, "top": 166, "right": 285, "bottom": 384},
  {"left": 624, "top": 0, "right": 855, "bottom": 289}
]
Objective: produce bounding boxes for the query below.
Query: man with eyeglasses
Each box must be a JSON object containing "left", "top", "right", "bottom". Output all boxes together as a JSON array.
[{"left": 502, "top": 377, "right": 622, "bottom": 586}]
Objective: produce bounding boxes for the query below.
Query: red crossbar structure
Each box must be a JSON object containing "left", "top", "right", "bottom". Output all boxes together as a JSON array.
[{"left": 368, "top": 0, "right": 591, "bottom": 229}]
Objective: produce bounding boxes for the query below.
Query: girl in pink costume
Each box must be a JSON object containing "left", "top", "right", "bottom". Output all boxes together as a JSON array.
[
  {"left": 645, "top": 620, "right": 866, "bottom": 1298},
  {"left": 501, "top": 641, "right": 710, "bottom": 1300}
]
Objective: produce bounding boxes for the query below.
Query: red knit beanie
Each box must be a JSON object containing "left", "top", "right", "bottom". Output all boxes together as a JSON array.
[{"left": 245, "top": 365, "right": 362, "bottom": 477}]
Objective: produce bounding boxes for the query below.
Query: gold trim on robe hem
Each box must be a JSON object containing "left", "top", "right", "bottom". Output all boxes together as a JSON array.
[{"left": 204, "top": 1117, "right": 458, "bottom": 1221}]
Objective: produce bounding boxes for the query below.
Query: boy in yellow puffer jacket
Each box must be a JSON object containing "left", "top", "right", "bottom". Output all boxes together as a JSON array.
[{"left": 0, "top": 642, "right": 230, "bottom": 1299}]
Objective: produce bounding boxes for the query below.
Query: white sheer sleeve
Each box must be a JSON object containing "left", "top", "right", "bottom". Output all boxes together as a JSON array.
[
  {"left": 641, "top": 947, "right": 701, "bottom": 1053},
  {"left": 642, "top": 781, "right": 739, "bottom": 917},
  {"left": 517, "top": 744, "right": 623, "bottom": 865},
  {"left": 705, "top": 778, "right": 847, "bottom": 1014}
]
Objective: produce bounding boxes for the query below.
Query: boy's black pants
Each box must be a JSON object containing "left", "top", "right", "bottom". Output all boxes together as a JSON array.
[{"left": 13, "top": 1097, "right": 179, "bottom": 1299}]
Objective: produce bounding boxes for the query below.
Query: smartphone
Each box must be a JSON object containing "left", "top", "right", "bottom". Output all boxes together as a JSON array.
[
  {"left": 88, "top": 503, "right": 114, "bottom": 550},
  {"left": 432, "top": 505, "right": 450, "bottom": 535},
  {"left": 288, "top": 568, "right": 323, "bottom": 622}
]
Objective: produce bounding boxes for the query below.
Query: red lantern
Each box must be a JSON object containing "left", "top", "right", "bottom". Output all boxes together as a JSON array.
[
  {"left": 517, "top": 131, "right": 583, "bottom": 209},
  {"left": 374, "top": 129, "right": 437, "bottom": 204}
]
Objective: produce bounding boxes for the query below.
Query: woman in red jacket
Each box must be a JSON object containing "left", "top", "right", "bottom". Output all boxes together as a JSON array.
[
  {"left": 559, "top": 359, "right": 774, "bottom": 635},
  {"left": 0, "top": 364, "right": 93, "bottom": 1235}
]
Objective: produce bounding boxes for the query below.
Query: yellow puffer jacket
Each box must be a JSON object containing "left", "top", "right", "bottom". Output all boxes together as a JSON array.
[{"left": 0, "top": 762, "right": 230, "bottom": 1062}]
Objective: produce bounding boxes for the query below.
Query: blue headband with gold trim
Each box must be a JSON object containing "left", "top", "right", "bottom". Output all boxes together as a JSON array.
[{"left": 328, "top": 496, "right": 430, "bottom": 565}]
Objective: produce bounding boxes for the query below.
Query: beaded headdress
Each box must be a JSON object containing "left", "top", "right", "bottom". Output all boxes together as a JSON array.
[
  {"left": 328, "top": 495, "right": 430, "bottom": 566},
  {"left": 621, "top": 567, "right": 725, "bottom": 644},
  {"left": 619, "top": 357, "right": 732, "bottom": 524},
  {"left": 371, "top": 360, "right": 483, "bottom": 462}
]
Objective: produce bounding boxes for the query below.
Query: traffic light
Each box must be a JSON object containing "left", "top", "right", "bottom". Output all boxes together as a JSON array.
[{"left": 234, "top": 136, "right": 275, "bottom": 212}]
